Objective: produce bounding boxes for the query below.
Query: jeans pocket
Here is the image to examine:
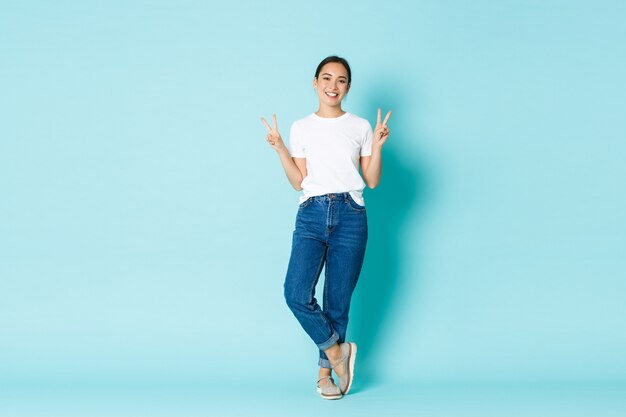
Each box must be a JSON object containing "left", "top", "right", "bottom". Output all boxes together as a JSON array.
[
  {"left": 298, "top": 198, "right": 312, "bottom": 209},
  {"left": 346, "top": 195, "right": 366, "bottom": 212}
]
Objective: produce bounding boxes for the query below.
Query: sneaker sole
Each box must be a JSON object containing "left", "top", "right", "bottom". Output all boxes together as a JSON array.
[
  {"left": 316, "top": 387, "right": 342, "bottom": 400},
  {"left": 343, "top": 342, "right": 357, "bottom": 395}
]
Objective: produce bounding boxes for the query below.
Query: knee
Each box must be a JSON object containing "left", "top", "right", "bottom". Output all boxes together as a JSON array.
[{"left": 284, "top": 283, "right": 307, "bottom": 311}]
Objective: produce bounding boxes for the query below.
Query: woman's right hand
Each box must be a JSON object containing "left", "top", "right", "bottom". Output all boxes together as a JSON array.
[{"left": 261, "top": 114, "right": 286, "bottom": 152}]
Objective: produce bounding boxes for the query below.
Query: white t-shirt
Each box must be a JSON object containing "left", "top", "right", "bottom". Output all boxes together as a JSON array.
[{"left": 289, "top": 112, "right": 373, "bottom": 206}]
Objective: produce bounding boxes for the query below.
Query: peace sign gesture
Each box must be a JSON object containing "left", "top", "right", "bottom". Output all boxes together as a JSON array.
[
  {"left": 261, "top": 114, "right": 286, "bottom": 152},
  {"left": 373, "top": 108, "right": 392, "bottom": 148}
]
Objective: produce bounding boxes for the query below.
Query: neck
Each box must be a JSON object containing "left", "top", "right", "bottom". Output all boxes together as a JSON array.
[{"left": 315, "top": 105, "right": 346, "bottom": 118}]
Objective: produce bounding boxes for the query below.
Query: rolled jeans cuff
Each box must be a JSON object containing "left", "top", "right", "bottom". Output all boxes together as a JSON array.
[
  {"left": 316, "top": 330, "right": 340, "bottom": 352},
  {"left": 318, "top": 357, "right": 332, "bottom": 369}
]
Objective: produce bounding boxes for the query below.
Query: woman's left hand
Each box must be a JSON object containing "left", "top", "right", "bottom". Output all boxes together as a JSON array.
[{"left": 373, "top": 108, "right": 392, "bottom": 148}]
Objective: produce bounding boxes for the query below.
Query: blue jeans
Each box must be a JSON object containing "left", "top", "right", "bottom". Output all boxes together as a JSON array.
[{"left": 284, "top": 192, "right": 368, "bottom": 368}]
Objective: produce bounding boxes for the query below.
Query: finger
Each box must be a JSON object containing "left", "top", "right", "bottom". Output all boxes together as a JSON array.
[
  {"left": 377, "top": 108, "right": 381, "bottom": 125},
  {"left": 382, "top": 111, "right": 392, "bottom": 126},
  {"left": 273, "top": 114, "right": 278, "bottom": 131},
  {"left": 261, "top": 117, "right": 272, "bottom": 132}
]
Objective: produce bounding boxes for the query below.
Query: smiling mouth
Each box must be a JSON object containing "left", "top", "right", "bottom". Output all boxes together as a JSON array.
[{"left": 325, "top": 92, "right": 339, "bottom": 98}]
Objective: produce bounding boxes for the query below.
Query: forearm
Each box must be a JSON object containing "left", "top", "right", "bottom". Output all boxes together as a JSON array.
[
  {"left": 277, "top": 148, "right": 304, "bottom": 190},
  {"left": 363, "top": 147, "right": 382, "bottom": 188}
]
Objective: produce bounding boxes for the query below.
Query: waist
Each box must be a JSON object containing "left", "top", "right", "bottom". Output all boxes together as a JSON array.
[{"left": 308, "top": 192, "right": 352, "bottom": 202}]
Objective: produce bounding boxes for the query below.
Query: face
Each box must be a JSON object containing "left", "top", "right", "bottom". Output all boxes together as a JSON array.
[{"left": 313, "top": 62, "right": 350, "bottom": 107}]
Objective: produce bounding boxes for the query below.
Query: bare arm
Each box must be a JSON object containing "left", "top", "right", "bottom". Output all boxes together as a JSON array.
[
  {"left": 277, "top": 149, "right": 306, "bottom": 191},
  {"left": 361, "top": 109, "right": 391, "bottom": 189},
  {"left": 261, "top": 114, "right": 307, "bottom": 191},
  {"left": 361, "top": 152, "right": 380, "bottom": 189}
]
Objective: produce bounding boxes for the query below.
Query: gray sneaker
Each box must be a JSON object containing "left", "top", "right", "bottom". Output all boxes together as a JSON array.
[
  {"left": 316, "top": 376, "right": 342, "bottom": 400},
  {"left": 331, "top": 342, "right": 357, "bottom": 395}
]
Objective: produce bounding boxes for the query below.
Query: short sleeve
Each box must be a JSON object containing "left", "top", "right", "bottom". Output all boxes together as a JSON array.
[
  {"left": 289, "top": 123, "right": 305, "bottom": 158},
  {"left": 360, "top": 123, "right": 373, "bottom": 157}
]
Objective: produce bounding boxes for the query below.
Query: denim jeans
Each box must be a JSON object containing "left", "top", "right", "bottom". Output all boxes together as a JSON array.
[{"left": 284, "top": 192, "right": 368, "bottom": 368}]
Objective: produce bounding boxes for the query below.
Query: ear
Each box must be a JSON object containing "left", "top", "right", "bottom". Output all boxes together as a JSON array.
[{"left": 313, "top": 77, "right": 318, "bottom": 89}]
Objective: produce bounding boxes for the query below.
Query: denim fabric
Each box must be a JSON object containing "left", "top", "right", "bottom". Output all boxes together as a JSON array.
[{"left": 284, "top": 192, "right": 368, "bottom": 368}]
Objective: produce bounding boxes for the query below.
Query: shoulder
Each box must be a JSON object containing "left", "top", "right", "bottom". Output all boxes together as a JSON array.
[
  {"left": 291, "top": 113, "right": 316, "bottom": 127},
  {"left": 344, "top": 113, "right": 373, "bottom": 133},
  {"left": 346, "top": 112, "right": 368, "bottom": 123},
  {"left": 290, "top": 114, "right": 317, "bottom": 135}
]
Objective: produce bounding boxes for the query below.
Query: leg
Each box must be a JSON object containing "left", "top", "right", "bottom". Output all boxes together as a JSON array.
[
  {"left": 318, "top": 207, "right": 368, "bottom": 368},
  {"left": 319, "top": 221, "right": 366, "bottom": 396},
  {"left": 318, "top": 244, "right": 366, "bottom": 367},
  {"left": 284, "top": 231, "right": 339, "bottom": 350}
]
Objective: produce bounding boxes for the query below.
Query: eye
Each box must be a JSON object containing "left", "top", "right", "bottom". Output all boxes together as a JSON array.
[
  {"left": 323, "top": 76, "right": 330, "bottom": 81},
  {"left": 339, "top": 80, "right": 346, "bottom": 84}
]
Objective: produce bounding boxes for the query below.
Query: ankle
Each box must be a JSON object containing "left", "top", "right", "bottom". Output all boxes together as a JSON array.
[{"left": 324, "top": 344, "right": 342, "bottom": 363}]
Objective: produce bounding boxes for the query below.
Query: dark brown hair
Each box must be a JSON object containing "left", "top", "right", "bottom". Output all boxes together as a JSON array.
[{"left": 314, "top": 56, "right": 352, "bottom": 85}]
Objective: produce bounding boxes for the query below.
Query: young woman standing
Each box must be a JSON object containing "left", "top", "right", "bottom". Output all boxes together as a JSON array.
[{"left": 261, "top": 56, "right": 391, "bottom": 400}]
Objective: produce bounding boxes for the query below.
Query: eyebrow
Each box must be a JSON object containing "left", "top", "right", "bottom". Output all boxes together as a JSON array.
[{"left": 322, "top": 73, "right": 348, "bottom": 80}]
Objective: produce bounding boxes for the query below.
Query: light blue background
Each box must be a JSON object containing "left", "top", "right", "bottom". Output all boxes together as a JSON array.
[{"left": 2, "top": 0, "right": 625, "bottom": 398}]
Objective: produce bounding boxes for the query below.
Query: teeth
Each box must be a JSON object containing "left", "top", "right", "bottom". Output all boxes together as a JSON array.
[{"left": 326, "top": 92, "right": 338, "bottom": 97}]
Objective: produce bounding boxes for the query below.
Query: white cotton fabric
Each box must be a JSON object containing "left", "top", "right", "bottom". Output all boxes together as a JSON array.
[{"left": 289, "top": 112, "right": 373, "bottom": 206}]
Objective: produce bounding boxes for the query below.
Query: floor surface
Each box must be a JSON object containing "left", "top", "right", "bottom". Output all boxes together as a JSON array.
[{"left": 3, "top": 378, "right": 625, "bottom": 417}]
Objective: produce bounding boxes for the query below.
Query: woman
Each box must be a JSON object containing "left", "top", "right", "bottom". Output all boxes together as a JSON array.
[{"left": 261, "top": 56, "right": 391, "bottom": 400}]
